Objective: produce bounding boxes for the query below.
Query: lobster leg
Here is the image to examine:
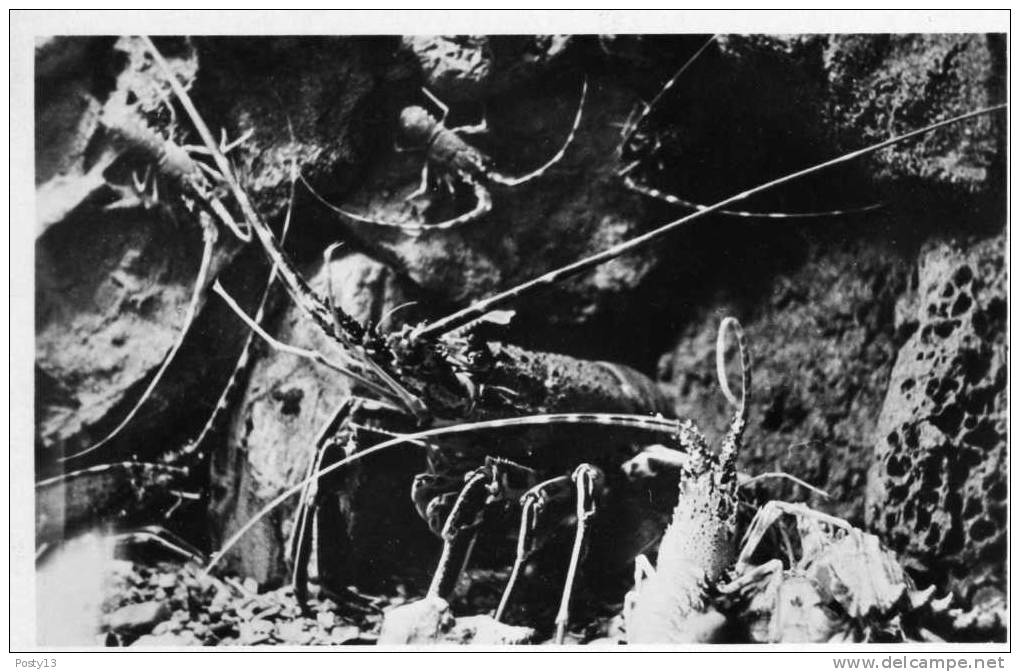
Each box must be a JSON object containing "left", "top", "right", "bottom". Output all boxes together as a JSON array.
[
  {"left": 289, "top": 399, "right": 354, "bottom": 606},
  {"left": 733, "top": 501, "right": 855, "bottom": 575},
  {"left": 495, "top": 473, "right": 574, "bottom": 622},
  {"left": 421, "top": 87, "right": 450, "bottom": 123},
  {"left": 451, "top": 116, "right": 488, "bottom": 136},
  {"left": 554, "top": 463, "right": 604, "bottom": 644},
  {"left": 427, "top": 468, "right": 493, "bottom": 599},
  {"left": 405, "top": 161, "right": 430, "bottom": 201}
]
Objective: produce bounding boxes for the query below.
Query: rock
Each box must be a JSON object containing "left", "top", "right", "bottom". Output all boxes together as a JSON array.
[
  {"left": 679, "top": 35, "right": 1005, "bottom": 205},
  {"left": 131, "top": 631, "right": 199, "bottom": 647},
  {"left": 867, "top": 235, "right": 1006, "bottom": 602},
  {"left": 107, "top": 600, "right": 170, "bottom": 634},
  {"left": 587, "top": 636, "right": 623, "bottom": 646},
  {"left": 823, "top": 34, "right": 1005, "bottom": 194},
  {"left": 328, "top": 625, "right": 362, "bottom": 644},
  {"left": 191, "top": 36, "right": 406, "bottom": 223},
  {"left": 402, "top": 35, "right": 572, "bottom": 101},
  {"left": 34, "top": 34, "right": 240, "bottom": 467},
  {"left": 447, "top": 615, "right": 535, "bottom": 645},
  {"left": 377, "top": 596, "right": 454, "bottom": 645},
  {"left": 402, "top": 36, "right": 493, "bottom": 101},
  {"left": 378, "top": 597, "right": 535, "bottom": 645},
  {"left": 107, "top": 560, "right": 135, "bottom": 576},
  {"left": 238, "top": 619, "right": 276, "bottom": 645},
  {"left": 277, "top": 621, "right": 314, "bottom": 645}
]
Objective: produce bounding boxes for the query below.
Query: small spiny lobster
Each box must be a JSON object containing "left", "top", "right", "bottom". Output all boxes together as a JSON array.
[
  {"left": 305, "top": 79, "right": 587, "bottom": 234},
  {"left": 60, "top": 64, "right": 260, "bottom": 463},
  {"left": 716, "top": 501, "right": 954, "bottom": 643}
]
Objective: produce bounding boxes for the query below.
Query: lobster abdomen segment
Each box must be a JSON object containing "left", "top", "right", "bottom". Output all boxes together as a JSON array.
[{"left": 485, "top": 343, "right": 674, "bottom": 417}]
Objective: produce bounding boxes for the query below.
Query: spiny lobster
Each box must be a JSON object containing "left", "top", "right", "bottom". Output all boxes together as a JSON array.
[
  {"left": 60, "top": 81, "right": 257, "bottom": 463},
  {"left": 303, "top": 79, "right": 587, "bottom": 234}
]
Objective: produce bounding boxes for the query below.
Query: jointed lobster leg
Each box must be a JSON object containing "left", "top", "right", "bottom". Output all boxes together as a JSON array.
[
  {"left": 496, "top": 474, "right": 575, "bottom": 621},
  {"left": 729, "top": 501, "right": 855, "bottom": 577},
  {"left": 421, "top": 86, "right": 450, "bottom": 123},
  {"left": 405, "top": 162, "right": 430, "bottom": 201},
  {"left": 288, "top": 400, "right": 354, "bottom": 606},
  {"left": 554, "top": 463, "right": 604, "bottom": 644},
  {"left": 424, "top": 457, "right": 541, "bottom": 597},
  {"left": 427, "top": 468, "right": 494, "bottom": 599}
]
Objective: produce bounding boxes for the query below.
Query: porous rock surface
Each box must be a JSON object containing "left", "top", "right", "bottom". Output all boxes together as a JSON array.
[{"left": 866, "top": 235, "right": 1007, "bottom": 599}]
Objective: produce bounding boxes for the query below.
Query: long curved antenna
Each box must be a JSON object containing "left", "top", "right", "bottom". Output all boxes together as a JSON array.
[
  {"left": 182, "top": 160, "right": 298, "bottom": 460},
  {"left": 716, "top": 317, "right": 750, "bottom": 479},
  {"left": 61, "top": 216, "right": 219, "bottom": 463},
  {"left": 621, "top": 170, "right": 885, "bottom": 220},
  {"left": 716, "top": 317, "right": 748, "bottom": 413},
  {"left": 415, "top": 104, "right": 1006, "bottom": 340},
  {"left": 617, "top": 34, "right": 718, "bottom": 154},
  {"left": 738, "top": 472, "right": 830, "bottom": 499},
  {"left": 205, "top": 411, "right": 682, "bottom": 573},
  {"left": 301, "top": 172, "right": 493, "bottom": 235},
  {"left": 489, "top": 77, "right": 588, "bottom": 187}
]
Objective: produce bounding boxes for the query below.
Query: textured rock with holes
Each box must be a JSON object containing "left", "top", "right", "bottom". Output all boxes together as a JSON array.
[{"left": 866, "top": 235, "right": 1006, "bottom": 622}]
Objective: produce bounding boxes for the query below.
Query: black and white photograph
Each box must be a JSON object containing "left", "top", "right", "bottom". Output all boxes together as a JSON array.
[{"left": 12, "top": 10, "right": 1010, "bottom": 655}]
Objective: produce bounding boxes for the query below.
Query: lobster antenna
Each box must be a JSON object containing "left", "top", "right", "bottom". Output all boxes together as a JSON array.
[
  {"left": 621, "top": 169, "right": 887, "bottom": 220},
  {"left": 183, "top": 159, "right": 298, "bottom": 458},
  {"left": 716, "top": 316, "right": 749, "bottom": 484},
  {"left": 143, "top": 36, "right": 427, "bottom": 419},
  {"left": 617, "top": 33, "right": 718, "bottom": 154},
  {"left": 490, "top": 77, "right": 588, "bottom": 187},
  {"left": 716, "top": 316, "right": 747, "bottom": 413},
  {"left": 416, "top": 103, "right": 1006, "bottom": 339},
  {"left": 738, "top": 472, "right": 830, "bottom": 499},
  {"left": 204, "top": 411, "right": 682, "bottom": 573}
]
